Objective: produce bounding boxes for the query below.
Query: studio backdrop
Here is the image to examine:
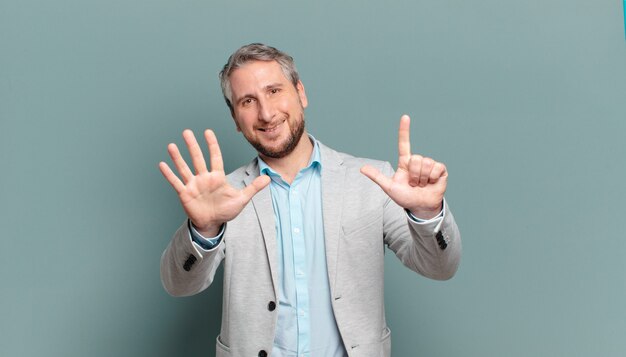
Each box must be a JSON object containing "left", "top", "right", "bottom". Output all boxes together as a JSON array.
[{"left": 1, "top": 0, "right": 625, "bottom": 356}]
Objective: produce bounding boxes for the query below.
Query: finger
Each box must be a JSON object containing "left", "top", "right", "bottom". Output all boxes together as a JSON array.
[
  {"left": 407, "top": 155, "right": 423, "bottom": 187},
  {"left": 398, "top": 115, "right": 412, "bottom": 162},
  {"left": 158, "top": 162, "right": 185, "bottom": 193},
  {"left": 429, "top": 162, "right": 448, "bottom": 184},
  {"left": 241, "top": 175, "right": 271, "bottom": 201},
  {"left": 205, "top": 129, "right": 224, "bottom": 173},
  {"left": 183, "top": 129, "right": 207, "bottom": 174},
  {"left": 167, "top": 143, "right": 193, "bottom": 183},
  {"left": 360, "top": 165, "right": 393, "bottom": 194},
  {"left": 418, "top": 157, "right": 435, "bottom": 187}
]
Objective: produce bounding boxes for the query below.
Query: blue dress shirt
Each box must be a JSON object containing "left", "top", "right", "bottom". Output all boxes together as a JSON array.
[{"left": 257, "top": 141, "right": 346, "bottom": 357}]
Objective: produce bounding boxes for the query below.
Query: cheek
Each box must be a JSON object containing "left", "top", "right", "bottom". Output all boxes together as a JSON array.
[
  {"left": 282, "top": 98, "right": 302, "bottom": 112},
  {"left": 233, "top": 113, "right": 255, "bottom": 131}
]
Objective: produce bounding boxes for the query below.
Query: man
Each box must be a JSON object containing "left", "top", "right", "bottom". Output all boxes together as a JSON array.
[{"left": 160, "top": 43, "right": 461, "bottom": 357}]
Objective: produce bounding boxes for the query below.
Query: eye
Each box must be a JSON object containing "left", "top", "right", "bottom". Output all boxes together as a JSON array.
[
  {"left": 241, "top": 98, "right": 254, "bottom": 107},
  {"left": 269, "top": 88, "right": 280, "bottom": 94}
]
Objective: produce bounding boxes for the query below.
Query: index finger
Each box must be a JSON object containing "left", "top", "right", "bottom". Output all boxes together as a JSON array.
[
  {"left": 398, "top": 114, "right": 412, "bottom": 158},
  {"left": 204, "top": 129, "right": 224, "bottom": 172}
]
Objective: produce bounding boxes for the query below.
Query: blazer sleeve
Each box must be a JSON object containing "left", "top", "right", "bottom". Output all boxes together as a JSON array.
[
  {"left": 160, "top": 220, "right": 226, "bottom": 296},
  {"left": 380, "top": 162, "right": 462, "bottom": 280}
]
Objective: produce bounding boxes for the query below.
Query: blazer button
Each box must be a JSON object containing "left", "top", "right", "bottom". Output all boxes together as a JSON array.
[
  {"left": 436, "top": 231, "right": 444, "bottom": 241},
  {"left": 183, "top": 254, "right": 197, "bottom": 271},
  {"left": 258, "top": 350, "right": 267, "bottom": 357},
  {"left": 268, "top": 301, "right": 276, "bottom": 311},
  {"left": 435, "top": 231, "right": 447, "bottom": 250}
]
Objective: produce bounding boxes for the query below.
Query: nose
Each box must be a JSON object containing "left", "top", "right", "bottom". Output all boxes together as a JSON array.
[{"left": 257, "top": 98, "right": 275, "bottom": 123}]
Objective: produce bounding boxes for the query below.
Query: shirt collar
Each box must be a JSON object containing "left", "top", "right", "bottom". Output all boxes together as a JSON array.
[{"left": 258, "top": 134, "right": 322, "bottom": 177}]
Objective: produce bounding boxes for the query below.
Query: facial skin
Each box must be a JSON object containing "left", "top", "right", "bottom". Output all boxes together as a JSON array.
[{"left": 228, "top": 60, "right": 308, "bottom": 159}]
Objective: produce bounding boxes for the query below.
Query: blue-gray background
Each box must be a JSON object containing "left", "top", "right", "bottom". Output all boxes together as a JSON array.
[{"left": 1, "top": 0, "right": 625, "bottom": 356}]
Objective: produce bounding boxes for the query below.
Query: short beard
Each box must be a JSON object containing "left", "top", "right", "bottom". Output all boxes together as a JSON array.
[{"left": 249, "top": 114, "right": 306, "bottom": 159}]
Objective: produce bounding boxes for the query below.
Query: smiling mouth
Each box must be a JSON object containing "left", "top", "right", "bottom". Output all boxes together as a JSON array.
[{"left": 258, "top": 119, "right": 285, "bottom": 132}]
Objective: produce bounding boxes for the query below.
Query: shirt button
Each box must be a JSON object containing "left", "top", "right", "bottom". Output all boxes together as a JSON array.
[
  {"left": 258, "top": 350, "right": 267, "bottom": 357},
  {"left": 299, "top": 309, "right": 305, "bottom": 317},
  {"left": 293, "top": 228, "right": 300, "bottom": 234},
  {"left": 268, "top": 301, "right": 276, "bottom": 311}
]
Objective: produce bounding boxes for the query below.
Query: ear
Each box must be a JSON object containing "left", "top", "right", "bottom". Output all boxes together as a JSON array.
[{"left": 296, "top": 81, "right": 308, "bottom": 108}]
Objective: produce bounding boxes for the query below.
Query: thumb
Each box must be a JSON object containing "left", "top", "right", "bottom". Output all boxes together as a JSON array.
[
  {"left": 360, "top": 165, "right": 392, "bottom": 194},
  {"left": 241, "top": 175, "right": 271, "bottom": 201}
]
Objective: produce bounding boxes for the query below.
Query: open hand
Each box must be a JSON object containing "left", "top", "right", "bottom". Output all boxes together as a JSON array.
[
  {"left": 159, "top": 129, "right": 270, "bottom": 236},
  {"left": 360, "top": 115, "right": 447, "bottom": 220}
]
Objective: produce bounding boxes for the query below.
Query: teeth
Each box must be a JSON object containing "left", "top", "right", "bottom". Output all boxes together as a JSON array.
[{"left": 259, "top": 120, "right": 284, "bottom": 132}]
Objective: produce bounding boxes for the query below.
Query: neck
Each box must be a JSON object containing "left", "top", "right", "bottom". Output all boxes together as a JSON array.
[{"left": 260, "top": 132, "right": 313, "bottom": 184}]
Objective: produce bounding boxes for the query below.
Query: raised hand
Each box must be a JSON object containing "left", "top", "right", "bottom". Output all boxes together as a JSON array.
[
  {"left": 159, "top": 129, "right": 270, "bottom": 236},
  {"left": 360, "top": 115, "right": 447, "bottom": 220}
]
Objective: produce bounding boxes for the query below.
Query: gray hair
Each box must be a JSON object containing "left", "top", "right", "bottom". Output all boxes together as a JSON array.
[{"left": 219, "top": 43, "right": 300, "bottom": 113}]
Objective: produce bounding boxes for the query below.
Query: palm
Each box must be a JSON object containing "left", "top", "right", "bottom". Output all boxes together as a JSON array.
[
  {"left": 159, "top": 129, "right": 269, "bottom": 234},
  {"left": 361, "top": 115, "right": 447, "bottom": 219},
  {"left": 386, "top": 160, "right": 446, "bottom": 212}
]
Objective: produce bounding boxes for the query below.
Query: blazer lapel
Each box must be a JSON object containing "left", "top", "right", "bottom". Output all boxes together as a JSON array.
[
  {"left": 243, "top": 159, "right": 279, "bottom": 298},
  {"left": 319, "top": 143, "right": 346, "bottom": 291}
]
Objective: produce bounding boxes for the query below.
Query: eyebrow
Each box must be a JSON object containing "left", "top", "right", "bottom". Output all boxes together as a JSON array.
[
  {"left": 234, "top": 83, "right": 285, "bottom": 104},
  {"left": 265, "top": 82, "right": 283, "bottom": 89}
]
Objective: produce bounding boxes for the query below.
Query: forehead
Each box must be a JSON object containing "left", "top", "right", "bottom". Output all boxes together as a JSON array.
[{"left": 229, "top": 60, "right": 290, "bottom": 93}]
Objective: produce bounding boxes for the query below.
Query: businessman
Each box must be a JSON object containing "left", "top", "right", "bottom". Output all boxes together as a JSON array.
[{"left": 160, "top": 43, "right": 461, "bottom": 357}]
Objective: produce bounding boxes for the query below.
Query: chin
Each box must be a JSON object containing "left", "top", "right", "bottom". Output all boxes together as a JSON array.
[
  {"left": 248, "top": 115, "right": 306, "bottom": 159},
  {"left": 254, "top": 135, "right": 300, "bottom": 159}
]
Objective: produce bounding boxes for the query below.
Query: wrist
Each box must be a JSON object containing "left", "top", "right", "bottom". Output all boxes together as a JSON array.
[
  {"left": 408, "top": 202, "right": 443, "bottom": 220},
  {"left": 190, "top": 220, "right": 222, "bottom": 237}
]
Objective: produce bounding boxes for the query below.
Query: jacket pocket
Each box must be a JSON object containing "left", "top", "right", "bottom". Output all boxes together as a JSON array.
[
  {"left": 215, "top": 335, "right": 231, "bottom": 357},
  {"left": 350, "top": 327, "right": 392, "bottom": 357}
]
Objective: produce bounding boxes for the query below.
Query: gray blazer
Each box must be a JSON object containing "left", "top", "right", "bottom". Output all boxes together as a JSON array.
[{"left": 161, "top": 142, "right": 461, "bottom": 357}]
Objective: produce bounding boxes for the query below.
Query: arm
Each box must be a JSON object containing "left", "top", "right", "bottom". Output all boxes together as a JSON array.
[
  {"left": 381, "top": 164, "right": 461, "bottom": 280},
  {"left": 362, "top": 115, "right": 461, "bottom": 280},
  {"left": 158, "top": 129, "right": 270, "bottom": 296},
  {"left": 160, "top": 220, "right": 226, "bottom": 296}
]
